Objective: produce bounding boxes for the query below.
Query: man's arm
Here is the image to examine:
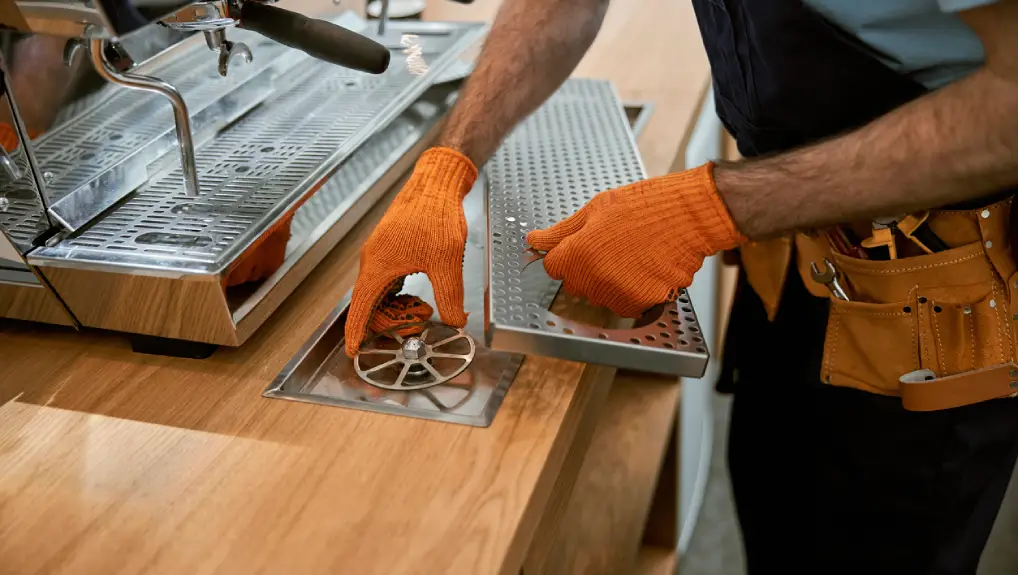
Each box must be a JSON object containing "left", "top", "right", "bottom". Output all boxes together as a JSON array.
[
  {"left": 714, "top": 0, "right": 1018, "bottom": 239},
  {"left": 438, "top": 0, "right": 610, "bottom": 166}
]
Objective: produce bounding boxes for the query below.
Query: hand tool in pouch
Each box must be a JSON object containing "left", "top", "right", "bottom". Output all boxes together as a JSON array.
[{"left": 810, "top": 257, "right": 850, "bottom": 301}]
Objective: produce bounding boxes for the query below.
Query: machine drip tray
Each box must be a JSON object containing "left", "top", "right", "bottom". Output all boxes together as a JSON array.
[
  {"left": 263, "top": 181, "right": 523, "bottom": 427},
  {"left": 264, "top": 98, "right": 653, "bottom": 426}
]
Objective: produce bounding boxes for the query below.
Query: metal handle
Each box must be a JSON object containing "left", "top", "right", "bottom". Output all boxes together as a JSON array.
[
  {"left": 240, "top": 3, "right": 391, "bottom": 74},
  {"left": 0, "top": 143, "right": 22, "bottom": 183},
  {"left": 88, "top": 39, "right": 200, "bottom": 197}
]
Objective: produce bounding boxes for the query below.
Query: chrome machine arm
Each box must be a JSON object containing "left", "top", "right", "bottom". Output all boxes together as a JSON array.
[{"left": 0, "top": 0, "right": 393, "bottom": 221}]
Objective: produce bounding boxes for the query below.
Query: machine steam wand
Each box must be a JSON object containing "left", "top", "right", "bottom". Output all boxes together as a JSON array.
[{"left": 88, "top": 39, "right": 200, "bottom": 197}]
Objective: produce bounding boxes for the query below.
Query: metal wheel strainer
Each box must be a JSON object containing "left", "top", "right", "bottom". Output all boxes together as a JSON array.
[{"left": 354, "top": 321, "right": 476, "bottom": 390}]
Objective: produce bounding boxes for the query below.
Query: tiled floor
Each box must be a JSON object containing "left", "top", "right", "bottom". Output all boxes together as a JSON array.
[{"left": 681, "top": 394, "right": 1018, "bottom": 575}]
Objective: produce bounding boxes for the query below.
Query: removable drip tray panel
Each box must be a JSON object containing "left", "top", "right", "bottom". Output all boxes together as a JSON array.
[{"left": 485, "top": 80, "right": 709, "bottom": 378}]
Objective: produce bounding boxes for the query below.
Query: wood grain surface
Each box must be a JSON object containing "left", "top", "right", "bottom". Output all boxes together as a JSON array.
[
  {"left": 526, "top": 372, "right": 681, "bottom": 574},
  {"left": 0, "top": 280, "right": 76, "bottom": 326},
  {"left": 39, "top": 267, "right": 239, "bottom": 345},
  {"left": 0, "top": 1, "right": 711, "bottom": 574},
  {"left": 634, "top": 546, "right": 678, "bottom": 575}
]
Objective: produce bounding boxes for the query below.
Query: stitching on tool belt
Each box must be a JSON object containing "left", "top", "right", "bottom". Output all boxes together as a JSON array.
[
  {"left": 838, "top": 311, "right": 911, "bottom": 316},
  {"left": 825, "top": 312, "right": 839, "bottom": 378},
  {"left": 932, "top": 197, "right": 1012, "bottom": 215},
  {"left": 916, "top": 284, "right": 924, "bottom": 370},
  {"left": 838, "top": 252, "right": 984, "bottom": 275},
  {"left": 915, "top": 287, "right": 930, "bottom": 370},
  {"left": 997, "top": 291, "right": 1013, "bottom": 358},
  {"left": 916, "top": 309, "right": 924, "bottom": 368},
  {"left": 919, "top": 300, "right": 929, "bottom": 369},
  {"left": 932, "top": 301, "right": 946, "bottom": 374},
  {"left": 992, "top": 278, "right": 1006, "bottom": 364},
  {"left": 968, "top": 306, "right": 977, "bottom": 372},
  {"left": 998, "top": 267, "right": 1016, "bottom": 360}
]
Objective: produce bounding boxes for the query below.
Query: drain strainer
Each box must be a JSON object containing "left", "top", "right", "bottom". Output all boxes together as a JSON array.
[{"left": 354, "top": 322, "right": 476, "bottom": 390}]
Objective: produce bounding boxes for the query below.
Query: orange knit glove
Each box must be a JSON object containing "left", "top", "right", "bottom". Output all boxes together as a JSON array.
[
  {"left": 345, "top": 147, "right": 477, "bottom": 357},
  {"left": 526, "top": 162, "right": 745, "bottom": 318},
  {"left": 0, "top": 123, "right": 19, "bottom": 151},
  {"left": 356, "top": 276, "right": 435, "bottom": 340},
  {"left": 0, "top": 122, "right": 43, "bottom": 151}
]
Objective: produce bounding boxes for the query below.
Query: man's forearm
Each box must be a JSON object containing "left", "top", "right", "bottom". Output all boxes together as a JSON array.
[
  {"left": 714, "top": 2, "right": 1018, "bottom": 239},
  {"left": 438, "top": 0, "right": 609, "bottom": 166}
]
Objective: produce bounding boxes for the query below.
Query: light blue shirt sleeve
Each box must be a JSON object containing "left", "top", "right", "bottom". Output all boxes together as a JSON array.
[{"left": 938, "top": 0, "right": 997, "bottom": 12}]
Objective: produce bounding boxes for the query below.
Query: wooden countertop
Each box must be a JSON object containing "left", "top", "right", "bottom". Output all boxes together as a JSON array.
[{"left": 0, "top": 2, "right": 709, "bottom": 574}]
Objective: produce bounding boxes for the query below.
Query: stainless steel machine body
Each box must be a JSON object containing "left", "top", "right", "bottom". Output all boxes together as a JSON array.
[{"left": 0, "top": 7, "right": 487, "bottom": 349}]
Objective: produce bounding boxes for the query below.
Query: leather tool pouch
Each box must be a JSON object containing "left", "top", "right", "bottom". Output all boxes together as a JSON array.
[{"left": 798, "top": 198, "right": 1018, "bottom": 409}]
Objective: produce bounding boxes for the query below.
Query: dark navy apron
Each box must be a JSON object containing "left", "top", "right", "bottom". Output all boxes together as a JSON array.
[
  {"left": 691, "top": 0, "right": 930, "bottom": 394},
  {"left": 689, "top": 1, "right": 1018, "bottom": 573}
]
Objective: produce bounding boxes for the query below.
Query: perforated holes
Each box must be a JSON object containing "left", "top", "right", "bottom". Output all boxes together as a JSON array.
[
  {"left": 598, "top": 333, "right": 609, "bottom": 339},
  {"left": 697, "top": 347, "right": 707, "bottom": 353},
  {"left": 563, "top": 328, "right": 574, "bottom": 335},
  {"left": 664, "top": 342, "right": 675, "bottom": 349},
  {"left": 645, "top": 335, "right": 656, "bottom": 342},
  {"left": 660, "top": 332, "right": 670, "bottom": 339},
  {"left": 679, "top": 339, "right": 688, "bottom": 346},
  {"left": 630, "top": 338, "right": 641, "bottom": 344},
  {"left": 546, "top": 320, "right": 556, "bottom": 327}
]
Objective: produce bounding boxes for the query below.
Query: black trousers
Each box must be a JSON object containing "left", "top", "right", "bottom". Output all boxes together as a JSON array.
[{"left": 723, "top": 270, "right": 1018, "bottom": 575}]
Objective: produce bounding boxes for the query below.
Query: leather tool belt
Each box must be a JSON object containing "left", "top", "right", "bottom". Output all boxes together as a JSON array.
[{"left": 741, "top": 197, "right": 1018, "bottom": 411}]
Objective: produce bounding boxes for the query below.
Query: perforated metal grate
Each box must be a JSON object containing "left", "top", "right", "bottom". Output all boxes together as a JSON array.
[
  {"left": 0, "top": 28, "right": 303, "bottom": 248},
  {"left": 0, "top": 146, "right": 48, "bottom": 251},
  {"left": 32, "top": 21, "right": 485, "bottom": 273},
  {"left": 485, "top": 79, "right": 709, "bottom": 376},
  {"left": 286, "top": 99, "right": 444, "bottom": 247},
  {"left": 36, "top": 29, "right": 301, "bottom": 205}
]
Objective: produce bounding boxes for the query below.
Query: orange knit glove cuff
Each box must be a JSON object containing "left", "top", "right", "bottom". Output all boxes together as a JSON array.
[{"left": 671, "top": 161, "right": 747, "bottom": 251}]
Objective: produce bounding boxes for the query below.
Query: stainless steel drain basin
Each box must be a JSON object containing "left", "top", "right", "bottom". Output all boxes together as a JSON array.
[
  {"left": 265, "top": 177, "right": 523, "bottom": 427},
  {"left": 484, "top": 80, "right": 709, "bottom": 378}
]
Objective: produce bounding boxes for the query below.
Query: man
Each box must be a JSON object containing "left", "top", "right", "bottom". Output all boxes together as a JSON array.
[{"left": 348, "top": 0, "right": 1018, "bottom": 572}]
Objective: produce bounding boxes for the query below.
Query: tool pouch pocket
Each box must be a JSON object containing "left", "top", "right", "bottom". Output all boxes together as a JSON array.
[
  {"left": 823, "top": 297, "right": 920, "bottom": 394},
  {"left": 816, "top": 242, "right": 1015, "bottom": 395}
]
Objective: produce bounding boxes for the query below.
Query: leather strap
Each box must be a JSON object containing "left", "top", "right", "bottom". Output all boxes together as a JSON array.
[{"left": 899, "top": 363, "right": 1018, "bottom": 411}]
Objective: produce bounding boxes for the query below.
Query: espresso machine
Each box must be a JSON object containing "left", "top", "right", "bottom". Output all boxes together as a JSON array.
[{"left": 0, "top": 0, "right": 486, "bottom": 356}]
